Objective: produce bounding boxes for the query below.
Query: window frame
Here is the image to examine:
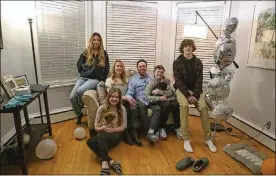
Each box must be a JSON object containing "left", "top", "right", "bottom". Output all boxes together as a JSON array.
[{"left": 34, "top": 1, "right": 88, "bottom": 87}]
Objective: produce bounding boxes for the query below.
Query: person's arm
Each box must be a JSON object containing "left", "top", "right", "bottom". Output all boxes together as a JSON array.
[
  {"left": 77, "top": 53, "right": 85, "bottom": 74},
  {"left": 144, "top": 81, "right": 161, "bottom": 103},
  {"left": 173, "top": 60, "right": 191, "bottom": 98},
  {"left": 105, "top": 78, "right": 113, "bottom": 93},
  {"left": 163, "top": 84, "right": 175, "bottom": 98},
  {"left": 193, "top": 60, "right": 203, "bottom": 100},
  {"left": 125, "top": 76, "right": 135, "bottom": 99},
  {"left": 112, "top": 106, "right": 127, "bottom": 133},
  {"left": 94, "top": 105, "right": 106, "bottom": 132},
  {"left": 104, "top": 51, "right": 110, "bottom": 81}
]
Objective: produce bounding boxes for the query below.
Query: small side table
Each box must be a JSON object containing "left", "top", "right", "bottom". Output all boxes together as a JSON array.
[{"left": 0, "top": 85, "right": 52, "bottom": 175}]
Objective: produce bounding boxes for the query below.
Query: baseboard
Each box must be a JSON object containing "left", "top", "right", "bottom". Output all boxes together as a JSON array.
[
  {"left": 189, "top": 107, "right": 275, "bottom": 151},
  {"left": 1, "top": 107, "right": 87, "bottom": 147},
  {"left": 1, "top": 118, "right": 26, "bottom": 147},
  {"left": 226, "top": 113, "right": 275, "bottom": 152},
  {"left": 29, "top": 107, "right": 73, "bottom": 119}
]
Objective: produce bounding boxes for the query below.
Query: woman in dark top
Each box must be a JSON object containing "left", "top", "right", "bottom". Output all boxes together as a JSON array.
[{"left": 70, "top": 32, "right": 110, "bottom": 124}]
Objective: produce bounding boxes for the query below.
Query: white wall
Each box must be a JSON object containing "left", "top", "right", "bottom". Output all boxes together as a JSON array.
[
  {"left": 1, "top": 1, "right": 76, "bottom": 141},
  {"left": 227, "top": 1, "right": 275, "bottom": 135}
]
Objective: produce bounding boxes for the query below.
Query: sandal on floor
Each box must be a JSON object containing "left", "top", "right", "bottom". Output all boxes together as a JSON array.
[
  {"left": 109, "top": 161, "right": 122, "bottom": 175},
  {"left": 192, "top": 157, "right": 209, "bottom": 172},
  {"left": 100, "top": 168, "right": 110, "bottom": 175},
  {"left": 176, "top": 157, "right": 195, "bottom": 171}
]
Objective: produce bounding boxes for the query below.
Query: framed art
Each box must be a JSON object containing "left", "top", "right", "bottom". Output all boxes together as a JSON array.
[
  {"left": 0, "top": 74, "right": 18, "bottom": 98},
  {"left": 247, "top": 1, "right": 275, "bottom": 70},
  {"left": 14, "top": 75, "right": 29, "bottom": 87}
]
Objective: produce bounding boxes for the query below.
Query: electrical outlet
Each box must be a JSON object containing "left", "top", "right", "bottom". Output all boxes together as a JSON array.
[{"left": 265, "top": 122, "right": 271, "bottom": 129}]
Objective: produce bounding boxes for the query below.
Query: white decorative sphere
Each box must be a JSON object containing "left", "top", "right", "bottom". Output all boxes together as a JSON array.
[
  {"left": 36, "top": 139, "right": 57, "bottom": 160},
  {"left": 73, "top": 127, "right": 86, "bottom": 139}
]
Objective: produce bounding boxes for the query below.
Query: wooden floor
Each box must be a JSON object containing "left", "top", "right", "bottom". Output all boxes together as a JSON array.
[{"left": 2, "top": 116, "right": 275, "bottom": 175}]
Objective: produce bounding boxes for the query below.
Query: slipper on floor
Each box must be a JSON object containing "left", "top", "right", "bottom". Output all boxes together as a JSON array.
[
  {"left": 192, "top": 157, "right": 209, "bottom": 172},
  {"left": 176, "top": 157, "right": 195, "bottom": 171}
]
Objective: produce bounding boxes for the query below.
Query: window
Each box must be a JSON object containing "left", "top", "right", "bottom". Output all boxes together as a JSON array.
[
  {"left": 106, "top": 1, "right": 158, "bottom": 71},
  {"left": 174, "top": 1, "right": 225, "bottom": 83},
  {"left": 35, "top": 1, "right": 86, "bottom": 85}
]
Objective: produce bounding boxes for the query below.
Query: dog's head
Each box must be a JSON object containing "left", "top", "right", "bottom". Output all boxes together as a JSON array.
[
  {"left": 102, "top": 112, "right": 116, "bottom": 122},
  {"left": 155, "top": 82, "right": 167, "bottom": 91}
]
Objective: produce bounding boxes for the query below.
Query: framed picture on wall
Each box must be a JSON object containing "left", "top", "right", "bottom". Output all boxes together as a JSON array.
[
  {"left": 14, "top": 75, "right": 29, "bottom": 87},
  {"left": 247, "top": 1, "right": 275, "bottom": 70}
]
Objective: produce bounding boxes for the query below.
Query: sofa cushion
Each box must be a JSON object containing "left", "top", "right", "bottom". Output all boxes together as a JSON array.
[{"left": 97, "top": 81, "right": 107, "bottom": 105}]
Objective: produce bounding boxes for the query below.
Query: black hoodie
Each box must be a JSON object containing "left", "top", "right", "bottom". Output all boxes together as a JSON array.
[{"left": 77, "top": 50, "right": 110, "bottom": 81}]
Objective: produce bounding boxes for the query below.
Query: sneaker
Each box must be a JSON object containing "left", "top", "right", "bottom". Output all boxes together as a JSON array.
[
  {"left": 175, "top": 128, "right": 182, "bottom": 139},
  {"left": 146, "top": 133, "right": 159, "bottom": 143},
  {"left": 159, "top": 128, "right": 167, "bottom": 140},
  {"left": 155, "top": 131, "right": 160, "bottom": 138}
]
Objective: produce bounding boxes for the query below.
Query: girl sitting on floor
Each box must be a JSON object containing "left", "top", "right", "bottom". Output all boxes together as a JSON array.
[{"left": 87, "top": 87, "right": 127, "bottom": 175}]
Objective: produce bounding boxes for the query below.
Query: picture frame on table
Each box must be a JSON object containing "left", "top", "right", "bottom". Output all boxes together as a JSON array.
[
  {"left": 0, "top": 74, "right": 19, "bottom": 99},
  {"left": 247, "top": 1, "right": 275, "bottom": 70},
  {"left": 14, "top": 75, "right": 29, "bottom": 87}
]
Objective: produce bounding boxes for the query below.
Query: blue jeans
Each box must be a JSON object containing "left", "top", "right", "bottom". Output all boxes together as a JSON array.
[{"left": 70, "top": 77, "right": 99, "bottom": 116}]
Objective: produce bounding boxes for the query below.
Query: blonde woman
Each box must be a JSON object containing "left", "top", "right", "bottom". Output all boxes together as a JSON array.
[
  {"left": 105, "top": 59, "right": 128, "bottom": 97},
  {"left": 70, "top": 32, "right": 110, "bottom": 124},
  {"left": 105, "top": 60, "right": 133, "bottom": 145},
  {"left": 87, "top": 88, "right": 126, "bottom": 175}
]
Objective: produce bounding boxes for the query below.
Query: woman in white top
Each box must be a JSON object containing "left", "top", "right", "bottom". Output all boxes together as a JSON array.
[
  {"left": 105, "top": 59, "right": 128, "bottom": 96},
  {"left": 87, "top": 88, "right": 127, "bottom": 175},
  {"left": 105, "top": 60, "right": 133, "bottom": 145}
]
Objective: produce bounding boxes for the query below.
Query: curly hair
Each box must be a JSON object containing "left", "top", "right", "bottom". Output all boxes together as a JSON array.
[
  {"left": 179, "top": 39, "right": 197, "bottom": 53},
  {"left": 83, "top": 32, "right": 106, "bottom": 67},
  {"left": 99, "top": 88, "right": 123, "bottom": 127},
  {"left": 111, "top": 60, "right": 127, "bottom": 85}
]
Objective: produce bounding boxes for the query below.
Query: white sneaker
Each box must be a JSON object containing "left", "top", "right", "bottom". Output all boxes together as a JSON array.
[
  {"left": 174, "top": 128, "right": 182, "bottom": 139},
  {"left": 155, "top": 131, "right": 160, "bottom": 138},
  {"left": 159, "top": 128, "right": 167, "bottom": 140}
]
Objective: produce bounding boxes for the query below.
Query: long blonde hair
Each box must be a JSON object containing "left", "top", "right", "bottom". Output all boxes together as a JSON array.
[
  {"left": 111, "top": 60, "right": 127, "bottom": 85},
  {"left": 83, "top": 32, "right": 105, "bottom": 67},
  {"left": 99, "top": 88, "right": 123, "bottom": 126}
]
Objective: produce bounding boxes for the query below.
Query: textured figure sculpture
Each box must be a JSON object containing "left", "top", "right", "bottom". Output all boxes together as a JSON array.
[{"left": 205, "top": 17, "right": 239, "bottom": 122}]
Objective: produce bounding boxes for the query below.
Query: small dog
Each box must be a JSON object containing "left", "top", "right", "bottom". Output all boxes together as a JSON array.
[
  {"left": 152, "top": 82, "right": 167, "bottom": 96},
  {"left": 98, "top": 112, "right": 116, "bottom": 128}
]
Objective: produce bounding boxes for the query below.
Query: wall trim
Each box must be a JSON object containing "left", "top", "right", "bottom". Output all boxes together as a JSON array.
[
  {"left": 1, "top": 107, "right": 84, "bottom": 146},
  {"left": 190, "top": 107, "right": 275, "bottom": 152},
  {"left": 231, "top": 112, "right": 275, "bottom": 140},
  {"left": 226, "top": 113, "right": 275, "bottom": 152},
  {"left": 2, "top": 106, "right": 275, "bottom": 152},
  {"left": 1, "top": 118, "right": 26, "bottom": 147}
]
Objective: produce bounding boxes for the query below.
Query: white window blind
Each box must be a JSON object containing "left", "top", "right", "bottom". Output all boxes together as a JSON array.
[
  {"left": 35, "top": 1, "right": 86, "bottom": 85},
  {"left": 106, "top": 1, "right": 158, "bottom": 71},
  {"left": 175, "top": 2, "right": 225, "bottom": 83}
]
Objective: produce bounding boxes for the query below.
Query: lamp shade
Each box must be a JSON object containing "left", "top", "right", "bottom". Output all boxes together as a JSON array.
[{"left": 183, "top": 24, "right": 208, "bottom": 39}]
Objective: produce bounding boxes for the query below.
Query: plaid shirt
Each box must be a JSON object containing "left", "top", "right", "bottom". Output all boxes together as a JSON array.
[{"left": 173, "top": 54, "right": 203, "bottom": 100}]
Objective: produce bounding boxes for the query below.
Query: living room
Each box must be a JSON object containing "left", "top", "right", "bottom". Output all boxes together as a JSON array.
[{"left": 0, "top": 1, "right": 275, "bottom": 175}]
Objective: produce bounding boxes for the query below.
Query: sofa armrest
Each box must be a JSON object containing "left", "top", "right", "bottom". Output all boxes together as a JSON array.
[
  {"left": 82, "top": 90, "right": 100, "bottom": 129},
  {"left": 83, "top": 90, "right": 99, "bottom": 108}
]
